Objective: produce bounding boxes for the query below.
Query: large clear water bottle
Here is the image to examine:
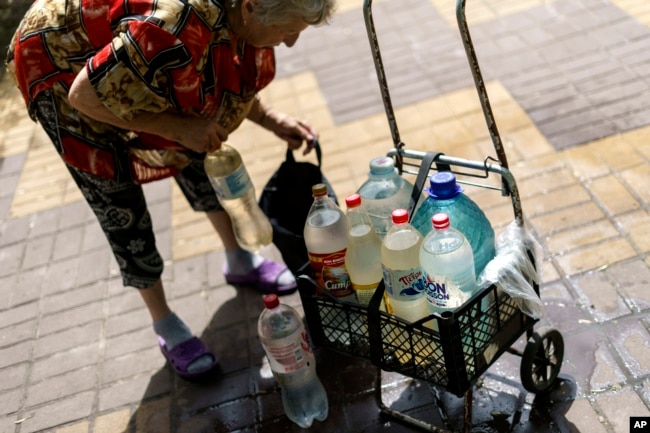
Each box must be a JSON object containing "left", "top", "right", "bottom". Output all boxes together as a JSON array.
[
  {"left": 411, "top": 171, "right": 495, "bottom": 276},
  {"left": 357, "top": 157, "right": 415, "bottom": 239},
  {"left": 304, "top": 184, "right": 355, "bottom": 303},
  {"left": 420, "top": 213, "right": 477, "bottom": 331},
  {"left": 344, "top": 193, "right": 383, "bottom": 306},
  {"left": 381, "top": 209, "right": 428, "bottom": 323},
  {"left": 258, "top": 294, "right": 329, "bottom": 428},
  {"left": 204, "top": 143, "right": 273, "bottom": 252}
]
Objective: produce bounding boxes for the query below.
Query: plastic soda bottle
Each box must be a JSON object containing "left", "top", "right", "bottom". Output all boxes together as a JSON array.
[
  {"left": 420, "top": 213, "right": 477, "bottom": 330},
  {"left": 204, "top": 143, "right": 273, "bottom": 252},
  {"left": 304, "top": 184, "right": 355, "bottom": 302},
  {"left": 344, "top": 193, "right": 383, "bottom": 306},
  {"left": 411, "top": 171, "right": 495, "bottom": 276},
  {"left": 357, "top": 157, "right": 415, "bottom": 239},
  {"left": 381, "top": 209, "right": 428, "bottom": 322},
  {"left": 258, "top": 294, "right": 329, "bottom": 428}
]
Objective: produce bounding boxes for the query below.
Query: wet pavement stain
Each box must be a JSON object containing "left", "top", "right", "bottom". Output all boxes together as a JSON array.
[{"left": 422, "top": 374, "right": 579, "bottom": 432}]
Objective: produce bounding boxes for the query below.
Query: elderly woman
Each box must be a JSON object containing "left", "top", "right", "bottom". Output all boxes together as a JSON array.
[{"left": 6, "top": 0, "right": 337, "bottom": 378}]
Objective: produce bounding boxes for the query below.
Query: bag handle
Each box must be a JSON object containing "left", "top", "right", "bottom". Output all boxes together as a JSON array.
[
  {"left": 284, "top": 138, "right": 324, "bottom": 167},
  {"left": 407, "top": 151, "right": 450, "bottom": 220}
]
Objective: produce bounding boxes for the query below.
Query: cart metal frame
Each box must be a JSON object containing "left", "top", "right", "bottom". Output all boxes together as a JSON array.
[{"left": 296, "top": 0, "right": 564, "bottom": 431}]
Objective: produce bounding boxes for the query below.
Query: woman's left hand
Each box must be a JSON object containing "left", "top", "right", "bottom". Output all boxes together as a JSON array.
[{"left": 263, "top": 111, "right": 318, "bottom": 155}]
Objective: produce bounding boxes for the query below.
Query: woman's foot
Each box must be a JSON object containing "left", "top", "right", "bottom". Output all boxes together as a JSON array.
[
  {"left": 154, "top": 313, "right": 218, "bottom": 376},
  {"left": 224, "top": 249, "right": 297, "bottom": 294}
]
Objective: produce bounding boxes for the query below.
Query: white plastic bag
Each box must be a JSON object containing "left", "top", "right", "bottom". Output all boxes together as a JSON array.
[{"left": 478, "top": 220, "right": 545, "bottom": 319}]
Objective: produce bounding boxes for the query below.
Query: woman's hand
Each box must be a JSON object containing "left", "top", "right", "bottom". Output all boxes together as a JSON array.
[
  {"left": 248, "top": 96, "right": 318, "bottom": 155},
  {"left": 165, "top": 116, "right": 229, "bottom": 153},
  {"left": 263, "top": 111, "right": 318, "bottom": 155}
]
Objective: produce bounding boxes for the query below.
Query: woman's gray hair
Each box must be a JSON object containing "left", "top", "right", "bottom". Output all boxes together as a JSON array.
[{"left": 249, "top": 0, "right": 337, "bottom": 26}]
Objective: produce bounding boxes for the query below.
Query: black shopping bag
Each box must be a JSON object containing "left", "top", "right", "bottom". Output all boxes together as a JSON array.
[{"left": 259, "top": 140, "right": 337, "bottom": 275}]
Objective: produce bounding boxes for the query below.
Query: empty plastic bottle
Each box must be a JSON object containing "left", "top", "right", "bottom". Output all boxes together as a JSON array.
[
  {"left": 258, "top": 294, "right": 329, "bottom": 428},
  {"left": 204, "top": 143, "right": 273, "bottom": 252},
  {"left": 411, "top": 171, "right": 495, "bottom": 276},
  {"left": 357, "top": 157, "right": 416, "bottom": 239}
]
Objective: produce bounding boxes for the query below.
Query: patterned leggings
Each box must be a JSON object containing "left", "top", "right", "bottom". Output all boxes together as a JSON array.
[{"left": 33, "top": 92, "right": 223, "bottom": 288}]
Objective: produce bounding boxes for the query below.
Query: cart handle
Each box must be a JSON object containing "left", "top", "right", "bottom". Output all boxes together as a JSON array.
[
  {"left": 363, "top": 0, "right": 512, "bottom": 196},
  {"left": 388, "top": 148, "right": 525, "bottom": 226},
  {"left": 456, "top": 0, "right": 510, "bottom": 196},
  {"left": 363, "top": 0, "right": 406, "bottom": 172}
]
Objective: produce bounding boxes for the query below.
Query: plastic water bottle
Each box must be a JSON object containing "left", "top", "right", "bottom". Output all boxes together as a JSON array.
[
  {"left": 420, "top": 213, "right": 477, "bottom": 331},
  {"left": 258, "top": 294, "right": 329, "bottom": 428},
  {"left": 381, "top": 209, "right": 428, "bottom": 323},
  {"left": 344, "top": 193, "right": 382, "bottom": 306},
  {"left": 204, "top": 143, "right": 273, "bottom": 252},
  {"left": 304, "top": 184, "right": 355, "bottom": 303},
  {"left": 411, "top": 171, "right": 495, "bottom": 276},
  {"left": 357, "top": 157, "right": 415, "bottom": 239}
]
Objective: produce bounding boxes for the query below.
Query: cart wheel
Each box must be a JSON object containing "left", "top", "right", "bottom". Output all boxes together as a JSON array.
[{"left": 520, "top": 327, "right": 564, "bottom": 393}]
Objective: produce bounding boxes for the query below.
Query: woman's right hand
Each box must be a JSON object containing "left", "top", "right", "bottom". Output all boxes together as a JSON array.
[{"left": 169, "top": 116, "right": 229, "bottom": 153}]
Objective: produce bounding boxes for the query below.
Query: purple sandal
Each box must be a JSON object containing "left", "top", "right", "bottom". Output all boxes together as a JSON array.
[
  {"left": 224, "top": 259, "right": 298, "bottom": 295},
  {"left": 158, "top": 336, "right": 219, "bottom": 379}
]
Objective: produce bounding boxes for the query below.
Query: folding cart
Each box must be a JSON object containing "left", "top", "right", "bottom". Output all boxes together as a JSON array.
[{"left": 297, "top": 1, "right": 565, "bottom": 431}]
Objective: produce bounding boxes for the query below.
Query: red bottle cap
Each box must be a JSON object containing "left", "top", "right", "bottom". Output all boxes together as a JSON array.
[
  {"left": 345, "top": 193, "right": 361, "bottom": 208},
  {"left": 263, "top": 294, "right": 279, "bottom": 309},
  {"left": 432, "top": 213, "right": 450, "bottom": 230},
  {"left": 391, "top": 208, "right": 409, "bottom": 224}
]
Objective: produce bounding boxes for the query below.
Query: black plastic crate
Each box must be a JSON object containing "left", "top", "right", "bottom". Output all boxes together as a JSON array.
[{"left": 297, "top": 269, "right": 537, "bottom": 398}]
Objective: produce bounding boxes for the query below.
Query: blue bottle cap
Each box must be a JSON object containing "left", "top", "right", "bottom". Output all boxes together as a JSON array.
[{"left": 427, "top": 171, "right": 462, "bottom": 199}]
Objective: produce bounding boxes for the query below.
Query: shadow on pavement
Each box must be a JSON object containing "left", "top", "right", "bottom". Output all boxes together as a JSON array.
[
  {"left": 118, "top": 285, "right": 297, "bottom": 433},
  {"left": 119, "top": 283, "right": 579, "bottom": 433}
]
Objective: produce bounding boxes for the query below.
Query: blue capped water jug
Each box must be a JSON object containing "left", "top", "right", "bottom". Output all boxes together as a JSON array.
[{"left": 411, "top": 171, "right": 496, "bottom": 276}]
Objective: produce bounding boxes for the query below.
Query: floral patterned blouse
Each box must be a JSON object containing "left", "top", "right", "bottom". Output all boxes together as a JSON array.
[{"left": 7, "top": 0, "right": 275, "bottom": 182}]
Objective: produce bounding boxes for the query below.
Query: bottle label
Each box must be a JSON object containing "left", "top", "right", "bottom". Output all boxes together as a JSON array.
[
  {"left": 208, "top": 164, "right": 250, "bottom": 200},
  {"left": 424, "top": 274, "right": 465, "bottom": 309},
  {"left": 381, "top": 266, "right": 426, "bottom": 300},
  {"left": 424, "top": 274, "right": 453, "bottom": 308},
  {"left": 263, "top": 329, "right": 314, "bottom": 374},
  {"left": 351, "top": 281, "right": 380, "bottom": 305},
  {"left": 308, "top": 250, "right": 353, "bottom": 299}
]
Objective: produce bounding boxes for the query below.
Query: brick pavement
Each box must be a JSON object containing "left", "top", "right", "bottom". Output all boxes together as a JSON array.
[{"left": 0, "top": 0, "right": 649, "bottom": 432}]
